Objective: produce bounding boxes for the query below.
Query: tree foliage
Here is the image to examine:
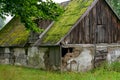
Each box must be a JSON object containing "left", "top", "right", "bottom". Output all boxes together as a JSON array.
[
  {"left": 107, "top": 0, "right": 120, "bottom": 18},
  {"left": 0, "top": 0, "right": 63, "bottom": 32}
]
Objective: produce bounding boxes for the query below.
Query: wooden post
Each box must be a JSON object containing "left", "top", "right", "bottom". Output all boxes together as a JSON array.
[
  {"left": 94, "top": 26, "right": 97, "bottom": 68},
  {"left": 60, "top": 45, "right": 62, "bottom": 74}
]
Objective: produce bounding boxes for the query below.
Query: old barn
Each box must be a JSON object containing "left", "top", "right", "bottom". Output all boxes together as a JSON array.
[
  {"left": 0, "top": 0, "right": 120, "bottom": 72},
  {"left": 35, "top": 0, "right": 120, "bottom": 71}
]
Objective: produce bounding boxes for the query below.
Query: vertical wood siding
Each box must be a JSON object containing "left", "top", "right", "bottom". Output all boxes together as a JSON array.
[
  {"left": 63, "top": 0, "right": 120, "bottom": 44},
  {"left": 36, "top": 20, "right": 52, "bottom": 29},
  {"left": 49, "top": 47, "right": 61, "bottom": 67}
]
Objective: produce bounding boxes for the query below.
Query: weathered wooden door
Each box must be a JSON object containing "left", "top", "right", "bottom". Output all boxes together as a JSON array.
[
  {"left": 96, "top": 25, "right": 106, "bottom": 43},
  {"left": 47, "top": 46, "right": 61, "bottom": 70}
]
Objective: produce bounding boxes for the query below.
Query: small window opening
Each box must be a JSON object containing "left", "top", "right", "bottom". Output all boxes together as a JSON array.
[{"left": 62, "top": 47, "right": 73, "bottom": 57}]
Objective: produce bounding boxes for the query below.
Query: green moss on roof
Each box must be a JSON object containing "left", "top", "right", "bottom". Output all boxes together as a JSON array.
[
  {"left": 0, "top": 17, "right": 30, "bottom": 46},
  {"left": 42, "top": 0, "right": 93, "bottom": 44}
]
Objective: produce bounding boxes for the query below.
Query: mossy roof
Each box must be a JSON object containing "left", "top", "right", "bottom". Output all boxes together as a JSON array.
[
  {"left": 0, "top": 17, "right": 30, "bottom": 47},
  {"left": 41, "top": 0, "right": 93, "bottom": 44}
]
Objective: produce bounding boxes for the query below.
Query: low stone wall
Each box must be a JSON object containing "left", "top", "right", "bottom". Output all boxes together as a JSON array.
[
  {"left": 27, "top": 47, "right": 46, "bottom": 69},
  {"left": 0, "top": 48, "right": 11, "bottom": 64},
  {"left": 62, "top": 44, "right": 120, "bottom": 72},
  {"left": 0, "top": 44, "right": 120, "bottom": 72},
  {"left": 107, "top": 45, "right": 120, "bottom": 64},
  {"left": 62, "top": 45, "right": 94, "bottom": 72},
  {"left": 0, "top": 47, "right": 47, "bottom": 69}
]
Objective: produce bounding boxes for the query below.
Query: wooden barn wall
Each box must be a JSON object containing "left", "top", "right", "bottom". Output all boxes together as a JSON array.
[
  {"left": 63, "top": 0, "right": 120, "bottom": 44},
  {"left": 37, "top": 20, "right": 52, "bottom": 29}
]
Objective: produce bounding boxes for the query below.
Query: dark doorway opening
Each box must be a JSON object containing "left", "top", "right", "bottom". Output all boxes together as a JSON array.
[{"left": 62, "top": 47, "right": 73, "bottom": 57}]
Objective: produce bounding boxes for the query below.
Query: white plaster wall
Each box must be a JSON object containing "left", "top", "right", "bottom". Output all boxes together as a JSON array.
[
  {"left": 13, "top": 48, "right": 26, "bottom": 65},
  {"left": 67, "top": 48, "right": 93, "bottom": 72},
  {"left": 28, "top": 47, "right": 46, "bottom": 69},
  {"left": 28, "top": 47, "right": 39, "bottom": 57},
  {"left": 14, "top": 48, "right": 25, "bottom": 56},
  {"left": 5, "top": 48, "right": 10, "bottom": 53}
]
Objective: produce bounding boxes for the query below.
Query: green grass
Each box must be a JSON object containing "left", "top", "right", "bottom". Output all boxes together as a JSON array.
[
  {"left": 42, "top": 0, "right": 93, "bottom": 44},
  {"left": 0, "top": 64, "right": 120, "bottom": 80}
]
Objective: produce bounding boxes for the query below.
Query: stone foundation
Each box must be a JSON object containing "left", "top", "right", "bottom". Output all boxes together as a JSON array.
[
  {"left": 62, "top": 44, "right": 120, "bottom": 72},
  {"left": 0, "top": 44, "right": 119, "bottom": 72},
  {"left": 62, "top": 45, "right": 94, "bottom": 72}
]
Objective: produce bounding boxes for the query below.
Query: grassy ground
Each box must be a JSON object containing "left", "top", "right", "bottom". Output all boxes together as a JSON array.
[{"left": 0, "top": 64, "right": 120, "bottom": 80}]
